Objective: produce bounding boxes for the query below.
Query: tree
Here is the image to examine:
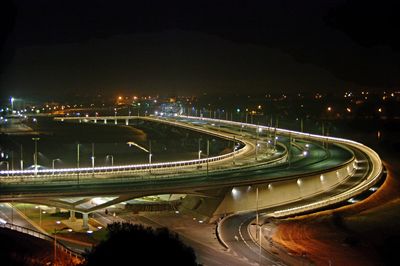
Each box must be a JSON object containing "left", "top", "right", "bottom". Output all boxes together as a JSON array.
[{"left": 84, "top": 222, "right": 200, "bottom": 266}]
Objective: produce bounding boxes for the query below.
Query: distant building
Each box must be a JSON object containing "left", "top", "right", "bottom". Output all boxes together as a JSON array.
[{"left": 159, "top": 102, "right": 184, "bottom": 116}]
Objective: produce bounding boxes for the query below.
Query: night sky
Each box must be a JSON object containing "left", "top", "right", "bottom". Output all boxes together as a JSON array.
[{"left": 0, "top": 0, "right": 399, "bottom": 100}]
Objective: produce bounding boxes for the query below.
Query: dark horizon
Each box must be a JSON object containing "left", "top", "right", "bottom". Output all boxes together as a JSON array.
[{"left": 1, "top": 0, "right": 400, "bottom": 101}]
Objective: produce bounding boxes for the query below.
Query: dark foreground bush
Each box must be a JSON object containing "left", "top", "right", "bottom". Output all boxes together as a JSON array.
[{"left": 84, "top": 222, "right": 200, "bottom": 266}]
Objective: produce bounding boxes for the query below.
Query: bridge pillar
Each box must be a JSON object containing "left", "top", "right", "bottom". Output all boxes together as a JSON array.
[
  {"left": 94, "top": 119, "right": 97, "bottom": 123},
  {"left": 125, "top": 119, "right": 129, "bottom": 125},
  {"left": 69, "top": 210, "right": 76, "bottom": 222},
  {"left": 114, "top": 119, "right": 117, "bottom": 125},
  {"left": 82, "top": 213, "right": 89, "bottom": 230},
  {"left": 104, "top": 119, "right": 107, "bottom": 124}
]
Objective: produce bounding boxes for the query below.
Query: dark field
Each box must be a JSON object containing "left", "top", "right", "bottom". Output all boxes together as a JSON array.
[{"left": 0, "top": 117, "right": 231, "bottom": 169}]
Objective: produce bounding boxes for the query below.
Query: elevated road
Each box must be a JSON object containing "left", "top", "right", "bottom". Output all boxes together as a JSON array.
[
  {"left": 0, "top": 114, "right": 383, "bottom": 265},
  {"left": 0, "top": 115, "right": 382, "bottom": 218}
]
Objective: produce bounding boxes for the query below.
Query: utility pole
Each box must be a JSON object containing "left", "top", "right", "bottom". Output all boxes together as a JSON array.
[
  {"left": 20, "top": 144, "right": 23, "bottom": 170},
  {"left": 149, "top": 140, "right": 152, "bottom": 174},
  {"left": 91, "top": 143, "right": 95, "bottom": 176},
  {"left": 32, "top": 137, "right": 40, "bottom": 175},
  {"left": 198, "top": 138, "right": 202, "bottom": 160},
  {"left": 11, "top": 151, "right": 14, "bottom": 172},
  {"left": 233, "top": 136, "right": 236, "bottom": 165},
  {"left": 77, "top": 143, "right": 80, "bottom": 185},
  {"left": 206, "top": 139, "right": 210, "bottom": 176},
  {"left": 289, "top": 132, "right": 292, "bottom": 166},
  {"left": 256, "top": 186, "right": 259, "bottom": 239}
]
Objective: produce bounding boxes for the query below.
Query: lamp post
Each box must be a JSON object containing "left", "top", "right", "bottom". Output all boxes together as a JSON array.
[
  {"left": 10, "top": 97, "right": 14, "bottom": 113},
  {"left": 0, "top": 161, "right": 9, "bottom": 176},
  {"left": 106, "top": 155, "right": 114, "bottom": 167},
  {"left": 256, "top": 186, "right": 259, "bottom": 239},
  {"left": 53, "top": 222, "right": 72, "bottom": 266},
  {"left": 35, "top": 206, "right": 46, "bottom": 226},
  {"left": 255, "top": 140, "right": 260, "bottom": 161},
  {"left": 233, "top": 136, "right": 237, "bottom": 165},
  {"left": 91, "top": 143, "right": 95, "bottom": 176},
  {"left": 148, "top": 140, "right": 152, "bottom": 165},
  {"left": 77, "top": 143, "right": 80, "bottom": 185},
  {"left": 206, "top": 139, "right": 210, "bottom": 176},
  {"left": 32, "top": 137, "right": 40, "bottom": 175},
  {"left": 198, "top": 139, "right": 202, "bottom": 160},
  {"left": 52, "top": 158, "right": 60, "bottom": 175},
  {"left": 20, "top": 144, "right": 23, "bottom": 170}
]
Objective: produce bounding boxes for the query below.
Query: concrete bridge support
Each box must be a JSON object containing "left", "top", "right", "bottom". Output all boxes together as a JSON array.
[
  {"left": 104, "top": 119, "right": 107, "bottom": 124},
  {"left": 69, "top": 210, "right": 76, "bottom": 222},
  {"left": 82, "top": 213, "right": 89, "bottom": 230},
  {"left": 125, "top": 119, "right": 129, "bottom": 125}
]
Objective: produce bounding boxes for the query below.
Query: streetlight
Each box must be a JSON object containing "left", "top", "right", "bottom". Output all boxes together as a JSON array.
[
  {"left": 10, "top": 97, "right": 14, "bottom": 112},
  {"left": 255, "top": 141, "right": 260, "bottom": 161},
  {"left": 20, "top": 144, "right": 23, "bottom": 170},
  {"left": 106, "top": 155, "right": 114, "bottom": 167},
  {"left": 233, "top": 136, "right": 238, "bottom": 165},
  {"left": 91, "top": 143, "right": 95, "bottom": 176},
  {"left": 52, "top": 158, "right": 60, "bottom": 175},
  {"left": 206, "top": 139, "right": 210, "bottom": 176},
  {"left": 35, "top": 206, "right": 46, "bottom": 226},
  {"left": 198, "top": 139, "right": 202, "bottom": 160},
  {"left": 0, "top": 161, "right": 9, "bottom": 176},
  {"left": 32, "top": 137, "right": 40, "bottom": 175},
  {"left": 53, "top": 221, "right": 72, "bottom": 266},
  {"left": 148, "top": 140, "right": 152, "bottom": 165},
  {"left": 76, "top": 143, "right": 80, "bottom": 185}
]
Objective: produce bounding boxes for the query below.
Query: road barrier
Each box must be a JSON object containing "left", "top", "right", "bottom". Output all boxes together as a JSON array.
[{"left": 0, "top": 222, "right": 84, "bottom": 260}]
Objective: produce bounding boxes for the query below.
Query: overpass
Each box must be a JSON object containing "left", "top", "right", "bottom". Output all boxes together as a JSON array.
[{"left": 0, "top": 114, "right": 383, "bottom": 229}]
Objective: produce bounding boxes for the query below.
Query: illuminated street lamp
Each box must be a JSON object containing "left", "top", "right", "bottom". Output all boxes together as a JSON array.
[
  {"left": 148, "top": 140, "right": 152, "bottom": 165},
  {"left": 233, "top": 136, "right": 237, "bottom": 165},
  {"left": 0, "top": 161, "right": 9, "bottom": 176},
  {"left": 52, "top": 158, "right": 60, "bottom": 174},
  {"left": 106, "top": 154, "right": 114, "bottom": 167},
  {"left": 32, "top": 137, "right": 40, "bottom": 175},
  {"left": 91, "top": 143, "right": 95, "bottom": 176},
  {"left": 53, "top": 222, "right": 73, "bottom": 266},
  {"left": 10, "top": 97, "right": 14, "bottom": 112},
  {"left": 35, "top": 206, "right": 46, "bottom": 226},
  {"left": 76, "top": 143, "right": 80, "bottom": 185},
  {"left": 198, "top": 139, "right": 202, "bottom": 160}
]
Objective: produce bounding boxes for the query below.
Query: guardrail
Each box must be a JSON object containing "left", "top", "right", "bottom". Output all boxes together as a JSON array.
[
  {"left": 179, "top": 115, "right": 382, "bottom": 217},
  {"left": 0, "top": 115, "right": 293, "bottom": 184},
  {"left": 0, "top": 145, "right": 288, "bottom": 186},
  {"left": 0, "top": 117, "right": 250, "bottom": 179},
  {"left": 0, "top": 222, "right": 84, "bottom": 260}
]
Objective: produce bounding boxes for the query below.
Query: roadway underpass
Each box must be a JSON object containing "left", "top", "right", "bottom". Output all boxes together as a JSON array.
[{"left": 0, "top": 115, "right": 383, "bottom": 265}]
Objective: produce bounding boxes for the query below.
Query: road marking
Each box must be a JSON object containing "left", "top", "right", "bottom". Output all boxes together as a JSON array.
[{"left": 238, "top": 219, "right": 280, "bottom": 265}]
